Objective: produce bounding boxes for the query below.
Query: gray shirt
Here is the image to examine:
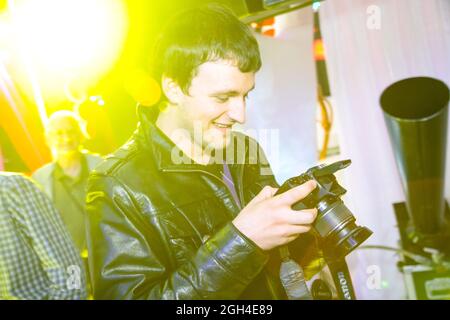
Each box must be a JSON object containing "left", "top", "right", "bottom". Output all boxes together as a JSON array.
[{"left": 52, "top": 156, "right": 89, "bottom": 252}]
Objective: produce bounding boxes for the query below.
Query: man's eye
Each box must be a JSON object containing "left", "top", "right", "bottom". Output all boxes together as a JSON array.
[{"left": 215, "top": 96, "right": 229, "bottom": 103}]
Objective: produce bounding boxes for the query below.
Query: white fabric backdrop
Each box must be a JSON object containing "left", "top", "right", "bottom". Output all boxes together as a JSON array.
[
  {"left": 318, "top": 0, "right": 450, "bottom": 299},
  {"left": 241, "top": 7, "right": 317, "bottom": 184}
]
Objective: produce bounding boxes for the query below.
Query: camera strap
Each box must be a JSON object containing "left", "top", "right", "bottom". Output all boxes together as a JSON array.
[{"left": 279, "top": 245, "right": 313, "bottom": 300}]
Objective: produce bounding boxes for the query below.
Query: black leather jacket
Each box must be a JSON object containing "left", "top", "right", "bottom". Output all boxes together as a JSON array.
[{"left": 86, "top": 107, "right": 322, "bottom": 299}]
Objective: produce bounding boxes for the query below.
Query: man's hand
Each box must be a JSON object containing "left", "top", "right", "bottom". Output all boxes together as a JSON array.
[{"left": 232, "top": 181, "right": 318, "bottom": 251}]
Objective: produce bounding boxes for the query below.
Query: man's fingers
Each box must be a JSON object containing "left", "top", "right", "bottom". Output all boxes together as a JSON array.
[
  {"left": 283, "top": 224, "right": 313, "bottom": 237},
  {"left": 275, "top": 180, "right": 317, "bottom": 205},
  {"left": 283, "top": 208, "right": 318, "bottom": 225},
  {"left": 250, "top": 185, "right": 278, "bottom": 203}
]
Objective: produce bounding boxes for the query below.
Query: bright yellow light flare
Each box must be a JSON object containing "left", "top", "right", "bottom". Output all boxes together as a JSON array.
[
  {"left": 7, "top": 0, "right": 129, "bottom": 102},
  {"left": 124, "top": 69, "right": 162, "bottom": 107}
]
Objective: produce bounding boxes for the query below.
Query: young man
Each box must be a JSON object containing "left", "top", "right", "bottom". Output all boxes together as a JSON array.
[
  {"left": 86, "top": 4, "right": 321, "bottom": 299},
  {"left": 0, "top": 172, "right": 86, "bottom": 299}
]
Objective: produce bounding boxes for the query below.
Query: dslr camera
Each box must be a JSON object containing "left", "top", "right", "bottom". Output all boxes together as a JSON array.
[{"left": 276, "top": 160, "right": 372, "bottom": 259}]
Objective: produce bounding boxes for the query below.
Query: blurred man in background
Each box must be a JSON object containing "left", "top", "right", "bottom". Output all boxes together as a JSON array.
[
  {"left": 32, "top": 110, "right": 102, "bottom": 296},
  {"left": 0, "top": 172, "right": 86, "bottom": 299}
]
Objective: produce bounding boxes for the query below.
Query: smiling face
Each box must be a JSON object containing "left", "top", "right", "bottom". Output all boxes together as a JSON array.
[
  {"left": 46, "top": 114, "right": 83, "bottom": 159},
  {"left": 164, "top": 59, "right": 255, "bottom": 152}
]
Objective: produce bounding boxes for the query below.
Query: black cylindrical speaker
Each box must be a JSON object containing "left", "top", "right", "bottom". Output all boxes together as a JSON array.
[{"left": 380, "top": 77, "right": 450, "bottom": 235}]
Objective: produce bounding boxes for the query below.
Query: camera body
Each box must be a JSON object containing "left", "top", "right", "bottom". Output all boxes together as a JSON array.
[{"left": 276, "top": 160, "right": 372, "bottom": 259}]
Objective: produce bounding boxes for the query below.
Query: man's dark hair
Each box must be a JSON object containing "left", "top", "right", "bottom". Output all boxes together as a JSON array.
[{"left": 150, "top": 3, "right": 262, "bottom": 96}]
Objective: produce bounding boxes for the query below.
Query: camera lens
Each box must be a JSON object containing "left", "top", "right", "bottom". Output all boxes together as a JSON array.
[{"left": 314, "top": 197, "right": 372, "bottom": 259}]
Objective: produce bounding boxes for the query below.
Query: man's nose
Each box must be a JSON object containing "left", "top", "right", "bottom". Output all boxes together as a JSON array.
[
  {"left": 58, "top": 132, "right": 73, "bottom": 142},
  {"left": 227, "top": 98, "right": 246, "bottom": 124}
]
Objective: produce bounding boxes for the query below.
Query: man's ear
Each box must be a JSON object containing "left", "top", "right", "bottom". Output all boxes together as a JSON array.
[{"left": 161, "top": 75, "right": 183, "bottom": 105}]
